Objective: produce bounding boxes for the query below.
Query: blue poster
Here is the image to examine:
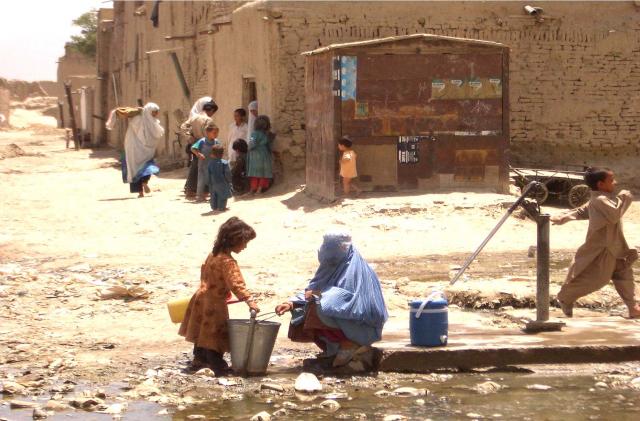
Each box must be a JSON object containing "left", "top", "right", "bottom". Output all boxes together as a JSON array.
[{"left": 340, "top": 56, "right": 357, "bottom": 101}]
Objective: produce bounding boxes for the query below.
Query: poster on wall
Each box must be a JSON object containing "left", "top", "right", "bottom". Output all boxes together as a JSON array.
[
  {"left": 340, "top": 56, "right": 357, "bottom": 101},
  {"left": 398, "top": 136, "right": 420, "bottom": 164},
  {"left": 430, "top": 77, "right": 502, "bottom": 100}
]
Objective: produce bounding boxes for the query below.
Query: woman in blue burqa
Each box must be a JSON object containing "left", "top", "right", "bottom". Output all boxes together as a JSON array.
[{"left": 275, "top": 232, "right": 388, "bottom": 367}]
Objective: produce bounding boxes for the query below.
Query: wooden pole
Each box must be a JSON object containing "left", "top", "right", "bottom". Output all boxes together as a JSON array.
[
  {"left": 63, "top": 82, "right": 80, "bottom": 150},
  {"left": 170, "top": 52, "right": 191, "bottom": 103},
  {"left": 57, "top": 101, "right": 65, "bottom": 129}
]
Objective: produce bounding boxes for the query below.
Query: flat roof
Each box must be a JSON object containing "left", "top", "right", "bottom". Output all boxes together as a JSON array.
[{"left": 302, "top": 33, "right": 507, "bottom": 56}]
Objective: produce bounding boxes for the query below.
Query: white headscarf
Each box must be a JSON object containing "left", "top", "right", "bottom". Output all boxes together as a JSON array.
[
  {"left": 247, "top": 100, "right": 258, "bottom": 140},
  {"left": 190, "top": 96, "right": 213, "bottom": 119},
  {"left": 124, "top": 103, "right": 164, "bottom": 182}
]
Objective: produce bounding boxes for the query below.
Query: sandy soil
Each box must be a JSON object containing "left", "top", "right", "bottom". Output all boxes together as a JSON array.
[{"left": 1, "top": 107, "right": 639, "bottom": 389}]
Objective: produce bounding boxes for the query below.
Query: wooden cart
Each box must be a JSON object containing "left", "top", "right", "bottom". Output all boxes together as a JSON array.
[{"left": 510, "top": 166, "right": 590, "bottom": 208}]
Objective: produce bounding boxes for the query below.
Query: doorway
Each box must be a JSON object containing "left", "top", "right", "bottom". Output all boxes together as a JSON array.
[{"left": 242, "top": 77, "right": 257, "bottom": 109}]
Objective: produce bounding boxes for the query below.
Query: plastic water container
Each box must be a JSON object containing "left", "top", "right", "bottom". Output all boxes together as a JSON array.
[
  {"left": 167, "top": 296, "right": 191, "bottom": 323},
  {"left": 409, "top": 292, "right": 448, "bottom": 347}
]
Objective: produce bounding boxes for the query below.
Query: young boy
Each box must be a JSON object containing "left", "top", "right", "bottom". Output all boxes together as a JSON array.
[
  {"left": 207, "top": 144, "right": 232, "bottom": 212},
  {"left": 231, "top": 138, "right": 249, "bottom": 195},
  {"left": 338, "top": 136, "right": 361, "bottom": 196},
  {"left": 191, "top": 123, "right": 220, "bottom": 202},
  {"left": 551, "top": 167, "right": 640, "bottom": 318}
]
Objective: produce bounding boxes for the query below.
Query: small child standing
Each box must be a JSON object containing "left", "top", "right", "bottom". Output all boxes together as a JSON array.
[
  {"left": 192, "top": 123, "right": 220, "bottom": 202},
  {"left": 338, "top": 136, "right": 361, "bottom": 196},
  {"left": 231, "top": 138, "right": 249, "bottom": 195},
  {"left": 207, "top": 145, "right": 232, "bottom": 212},
  {"left": 551, "top": 167, "right": 640, "bottom": 318}
]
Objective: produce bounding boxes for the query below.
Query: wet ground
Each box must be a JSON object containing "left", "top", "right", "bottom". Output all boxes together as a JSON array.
[{"left": 3, "top": 363, "right": 639, "bottom": 420}]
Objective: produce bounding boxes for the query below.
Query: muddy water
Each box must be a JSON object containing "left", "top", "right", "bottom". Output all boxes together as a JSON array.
[
  {"left": 2, "top": 368, "right": 639, "bottom": 420},
  {"left": 169, "top": 371, "right": 640, "bottom": 420}
]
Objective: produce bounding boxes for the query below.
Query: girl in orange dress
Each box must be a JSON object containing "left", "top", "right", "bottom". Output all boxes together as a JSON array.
[{"left": 179, "top": 217, "right": 260, "bottom": 373}]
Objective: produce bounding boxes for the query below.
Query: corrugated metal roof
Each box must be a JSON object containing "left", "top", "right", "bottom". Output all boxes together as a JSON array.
[{"left": 301, "top": 33, "right": 507, "bottom": 56}]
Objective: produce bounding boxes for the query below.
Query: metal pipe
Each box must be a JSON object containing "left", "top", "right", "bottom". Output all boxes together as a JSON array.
[
  {"left": 536, "top": 214, "right": 550, "bottom": 321},
  {"left": 63, "top": 82, "right": 80, "bottom": 151},
  {"left": 450, "top": 181, "right": 541, "bottom": 285}
]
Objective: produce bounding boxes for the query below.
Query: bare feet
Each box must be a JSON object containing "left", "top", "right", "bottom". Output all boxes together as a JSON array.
[
  {"left": 143, "top": 183, "right": 150, "bottom": 194},
  {"left": 628, "top": 304, "right": 640, "bottom": 319}
]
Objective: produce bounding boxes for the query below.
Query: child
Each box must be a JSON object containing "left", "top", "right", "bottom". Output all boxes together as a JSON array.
[
  {"left": 178, "top": 217, "right": 260, "bottom": 373},
  {"left": 231, "top": 138, "right": 249, "bottom": 195},
  {"left": 191, "top": 123, "right": 220, "bottom": 202},
  {"left": 338, "top": 136, "right": 361, "bottom": 196},
  {"left": 551, "top": 167, "right": 640, "bottom": 318},
  {"left": 207, "top": 145, "right": 232, "bottom": 212}
]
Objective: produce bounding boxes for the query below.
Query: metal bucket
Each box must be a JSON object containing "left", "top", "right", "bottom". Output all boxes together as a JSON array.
[{"left": 228, "top": 318, "right": 280, "bottom": 375}]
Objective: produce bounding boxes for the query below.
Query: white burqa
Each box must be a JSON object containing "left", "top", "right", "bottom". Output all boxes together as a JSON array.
[
  {"left": 247, "top": 100, "right": 258, "bottom": 141},
  {"left": 189, "top": 96, "right": 213, "bottom": 119},
  {"left": 124, "top": 103, "right": 164, "bottom": 183}
]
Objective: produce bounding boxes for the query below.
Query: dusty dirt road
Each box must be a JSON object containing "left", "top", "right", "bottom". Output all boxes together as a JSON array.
[{"left": 1, "top": 108, "right": 639, "bottom": 398}]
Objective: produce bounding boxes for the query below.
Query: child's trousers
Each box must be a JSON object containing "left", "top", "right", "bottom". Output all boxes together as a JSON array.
[
  {"left": 210, "top": 191, "right": 228, "bottom": 210},
  {"left": 557, "top": 252, "right": 636, "bottom": 308}
]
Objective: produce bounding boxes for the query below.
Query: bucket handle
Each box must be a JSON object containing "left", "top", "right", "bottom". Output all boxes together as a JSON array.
[
  {"left": 241, "top": 309, "right": 258, "bottom": 377},
  {"left": 415, "top": 291, "right": 443, "bottom": 319}
]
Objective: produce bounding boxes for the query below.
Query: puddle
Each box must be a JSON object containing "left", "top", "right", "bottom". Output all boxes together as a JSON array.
[
  {"left": 2, "top": 369, "right": 639, "bottom": 420},
  {"left": 166, "top": 371, "right": 640, "bottom": 420}
]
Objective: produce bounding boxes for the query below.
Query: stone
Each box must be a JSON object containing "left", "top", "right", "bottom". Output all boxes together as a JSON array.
[
  {"left": 294, "top": 373, "right": 322, "bottom": 393},
  {"left": 383, "top": 416, "right": 407, "bottom": 421},
  {"left": 594, "top": 382, "right": 608, "bottom": 389},
  {"left": 260, "top": 383, "right": 285, "bottom": 392},
  {"left": 392, "top": 387, "right": 424, "bottom": 397},
  {"left": 251, "top": 411, "right": 272, "bottom": 421},
  {"left": 272, "top": 409, "right": 288, "bottom": 417},
  {"left": 474, "top": 381, "right": 502, "bottom": 394},
  {"left": 10, "top": 400, "right": 39, "bottom": 409},
  {"left": 44, "top": 400, "right": 72, "bottom": 411},
  {"left": 2, "top": 381, "right": 27, "bottom": 395},
  {"left": 100, "top": 403, "right": 126, "bottom": 414},
  {"left": 416, "top": 399, "right": 425, "bottom": 406},
  {"left": 526, "top": 384, "right": 552, "bottom": 391},
  {"left": 323, "top": 392, "right": 349, "bottom": 400},
  {"left": 187, "top": 416, "right": 205, "bottom": 420},
  {"left": 195, "top": 368, "right": 215, "bottom": 378},
  {"left": 282, "top": 401, "right": 298, "bottom": 410},
  {"left": 218, "top": 378, "right": 240, "bottom": 387},
  {"left": 375, "top": 389, "right": 391, "bottom": 397},
  {"left": 319, "top": 399, "right": 340, "bottom": 412},
  {"left": 32, "top": 408, "right": 48, "bottom": 419},
  {"left": 467, "top": 413, "right": 484, "bottom": 419},
  {"left": 68, "top": 263, "right": 92, "bottom": 273}
]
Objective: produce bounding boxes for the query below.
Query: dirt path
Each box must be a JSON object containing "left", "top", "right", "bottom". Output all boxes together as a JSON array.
[{"left": 2, "top": 109, "right": 640, "bottom": 391}]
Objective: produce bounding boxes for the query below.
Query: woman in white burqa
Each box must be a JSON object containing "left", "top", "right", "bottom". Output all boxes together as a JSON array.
[{"left": 122, "top": 103, "right": 165, "bottom": 197}]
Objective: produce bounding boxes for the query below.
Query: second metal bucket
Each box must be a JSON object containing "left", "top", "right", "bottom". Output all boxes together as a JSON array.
[{"left": 228, "top": 318, "right": 280, "bottom": 375}]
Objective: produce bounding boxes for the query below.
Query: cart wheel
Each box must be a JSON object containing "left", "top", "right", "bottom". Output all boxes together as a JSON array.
[
  {"left": 568, "top": 184, "right": 590, "bottom": 208},
  {"left": 531, "top": 183, "right": 549, "bottom": 205}
]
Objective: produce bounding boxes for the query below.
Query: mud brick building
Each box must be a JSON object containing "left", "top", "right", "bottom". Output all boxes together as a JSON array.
[{"left": 93, "top": 1, "right": 640, "bottom": 185}]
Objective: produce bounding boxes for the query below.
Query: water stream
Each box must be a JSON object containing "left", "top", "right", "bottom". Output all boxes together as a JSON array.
[{"left": 5, "top": 367, "right": 637, "bottom": 420}]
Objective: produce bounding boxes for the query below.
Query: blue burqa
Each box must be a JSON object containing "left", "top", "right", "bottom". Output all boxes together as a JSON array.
[{"left": 294, "top": 232, "right": 388, "bottom": 346}]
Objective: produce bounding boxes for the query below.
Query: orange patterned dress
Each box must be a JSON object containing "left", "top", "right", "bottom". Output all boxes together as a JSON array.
[{"left": 178, "top": 252, "right": 252, "bottom": 353}]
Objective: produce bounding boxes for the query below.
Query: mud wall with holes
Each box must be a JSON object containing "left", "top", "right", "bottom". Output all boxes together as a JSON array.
[
  {"left": 105, "top": 1, "right": 241, "bottom": 164},
  {"left": 104, "top": 1, "right": 640, "bottom": 184},
  {"left": 266, "top": 1, "right": 640, "bottom": 183}
]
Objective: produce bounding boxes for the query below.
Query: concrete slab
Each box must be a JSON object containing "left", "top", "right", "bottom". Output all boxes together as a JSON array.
[{"left": 375, "top": 308, "right": 640, "bottom": 372}]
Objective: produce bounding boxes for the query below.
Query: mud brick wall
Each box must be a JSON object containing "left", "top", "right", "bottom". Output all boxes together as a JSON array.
[
  {"left": 268, "top": 1, "right": 640, "bottom": 183},
  {"left": 0, "top": 87, "right": 10, "bottom": 127}
]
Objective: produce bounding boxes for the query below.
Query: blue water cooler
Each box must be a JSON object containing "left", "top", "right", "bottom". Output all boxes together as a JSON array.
[{"left": 409, "top": 293, "right": 448, "bottom": 347}]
